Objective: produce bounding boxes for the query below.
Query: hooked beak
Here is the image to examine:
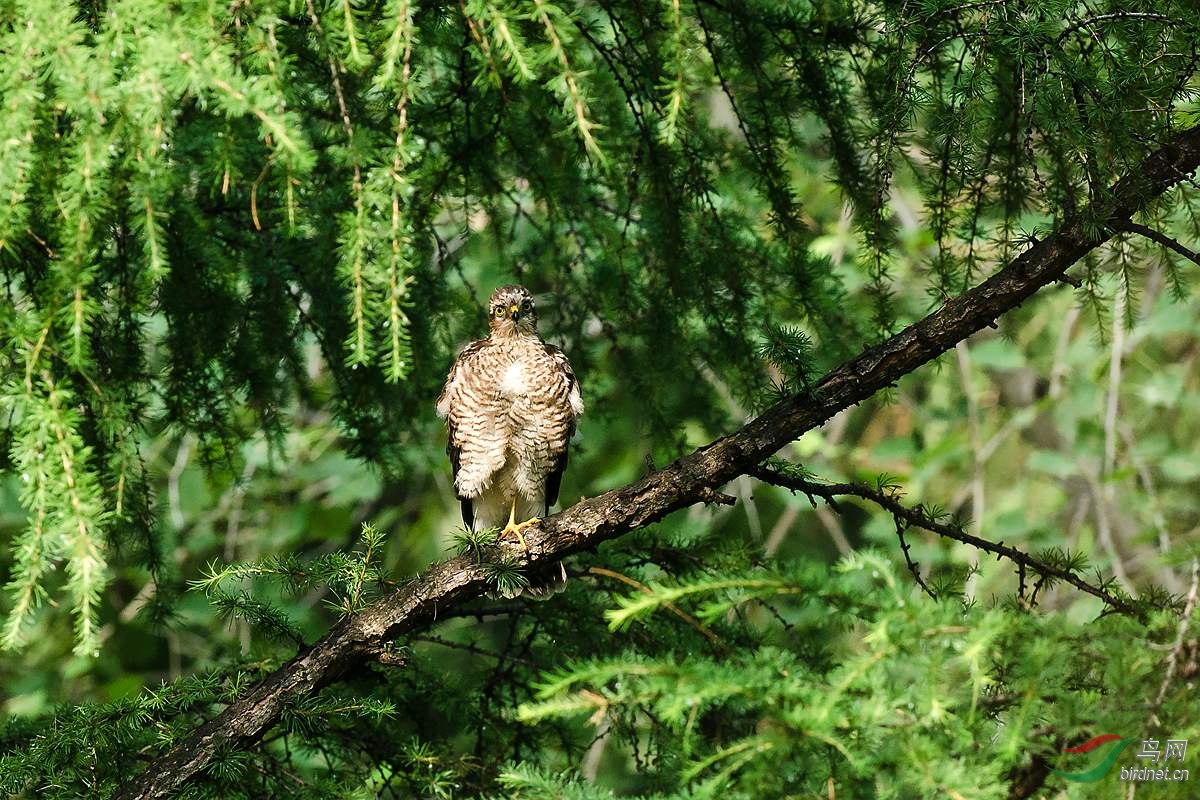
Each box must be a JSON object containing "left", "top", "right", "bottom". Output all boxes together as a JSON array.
[{"left": 509, "top": 304, "right": 521, "bottom": 320}]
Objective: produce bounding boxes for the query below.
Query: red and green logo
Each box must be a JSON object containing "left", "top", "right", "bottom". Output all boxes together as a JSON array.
[{"left": 1051, "top": 734, "right": 1135, "bottom": 782}]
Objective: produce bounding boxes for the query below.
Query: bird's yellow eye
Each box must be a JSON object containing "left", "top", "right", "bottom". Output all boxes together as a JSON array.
[
  {"left": 521, "top": 300, "right": 532, "bottom": 312},
  {"left": 494, "top": 307, "right": 505, "bottom": 318}
]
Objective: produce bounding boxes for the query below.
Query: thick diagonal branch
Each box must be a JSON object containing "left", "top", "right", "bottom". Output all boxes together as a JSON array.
[{"left": 118, "top": 125, "right": 1200, "bottom": 799}]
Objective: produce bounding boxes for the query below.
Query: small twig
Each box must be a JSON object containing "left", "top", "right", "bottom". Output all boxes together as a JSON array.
[
  {"left": 1117, "top": 422, "right": 1174, "bottom": 577},
  {"left": 894, "top": 519, "right": 936, "bottom": 600},
  {"left": 1120, "top": 221, "right": 1200, "bottom": 267},
  {"left": 1029, "top": 572, "right": 1050, "bottom": 608},
  {"left": 1048, "top": 304, "right": 1083, "bottom": 400},
  {"left": 1057, "top": 12, "right": 1174, "bottom": 44},
  {"left": 428, "top": 602, "right": 527, "bottom": 621},
  {"left": 1148, "top": 558, "right": 1199, "bottom": 725},
  {"left": 1097, "top": 277, "right": 1133, "bottom": 589},
  {"left": 587, "top": 566, "right": 724, "bottom": 646},
  {"left": 750, "top": 465, "right": 1140, "bottom": 616},
  {"left": 954, "top": 341, "right": 985, "bottom": 599},
  {"left": 168, "top": 434, "right": 194, "bottom": 532},
  {"left": 1079, "top": 467, "right": 1132, "bottom": 590},
  {"left": 411, "top": 634, "right": 536, "bottom": 667},
  {"left": 24, "top": 227, "right": 55, "bottom": 257}
]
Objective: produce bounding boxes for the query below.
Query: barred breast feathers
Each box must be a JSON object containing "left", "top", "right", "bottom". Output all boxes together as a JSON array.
[
  {"left": 436, "top": 339, "right": 487, "bottom": 419},
  {"left": 438, "top": 328, "right": 582, "bottom": 510}
]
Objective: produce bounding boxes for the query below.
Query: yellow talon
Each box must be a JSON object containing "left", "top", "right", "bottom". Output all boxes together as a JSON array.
[{"left": 499, "top": 497, "right": 539, "bottom": 550}]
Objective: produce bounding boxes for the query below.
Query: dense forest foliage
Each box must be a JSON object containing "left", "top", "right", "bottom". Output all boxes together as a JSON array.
[{"left": 1, "top": 0, "right": 1198, "bottom": 797}]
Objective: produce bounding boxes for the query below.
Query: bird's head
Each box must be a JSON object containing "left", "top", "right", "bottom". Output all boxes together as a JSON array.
[{"left": 488, "top": 284, "right": 538, "bottom": 336}]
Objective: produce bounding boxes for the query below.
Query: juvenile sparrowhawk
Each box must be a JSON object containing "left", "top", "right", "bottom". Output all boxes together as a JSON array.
[{"left": 436, "top": 285, "right": 583, "bottom": 547}]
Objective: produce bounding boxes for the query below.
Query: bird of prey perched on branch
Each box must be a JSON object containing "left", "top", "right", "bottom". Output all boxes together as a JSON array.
[{"left": 437, "top": 285, "right": 583, "bottom": 550}]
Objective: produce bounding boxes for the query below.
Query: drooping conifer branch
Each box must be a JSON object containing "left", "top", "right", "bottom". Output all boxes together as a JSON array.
[{"left": 117, "top": 124, "right": 1200, "bottom": 800}]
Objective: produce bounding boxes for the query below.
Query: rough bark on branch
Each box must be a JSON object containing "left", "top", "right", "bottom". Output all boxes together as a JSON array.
[{"left": 118, "top": 125, "right": 1200, "bottom": 799}]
